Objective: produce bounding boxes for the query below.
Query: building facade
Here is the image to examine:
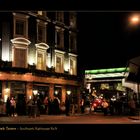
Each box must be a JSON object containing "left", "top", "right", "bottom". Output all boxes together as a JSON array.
[{"left": 0, "top": 11, "right": 81, "bottom": 114}]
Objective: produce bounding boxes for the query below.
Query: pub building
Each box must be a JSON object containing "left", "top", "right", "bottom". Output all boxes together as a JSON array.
[{"left": 0, "top": 11, "right": 81, "bottom": 115}]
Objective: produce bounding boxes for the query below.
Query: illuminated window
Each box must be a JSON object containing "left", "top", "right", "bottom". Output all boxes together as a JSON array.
[
  {"left": 56, "top": 57, "right": 61, "bottom": 73},
  {"left": 55, "top": 50, "right": 64, "bottom": 73},
  {"left": 69, "top": 54, "right": 77, "bottom": 75},
  {"left": 37, "top": 53, "right": 43, "bottom": 70},
  {"left": 70, "top": 59, "right": 74, "bottom": 75},
  {"left": 35, "top": 43, "right": 49, "bottom": 71}
]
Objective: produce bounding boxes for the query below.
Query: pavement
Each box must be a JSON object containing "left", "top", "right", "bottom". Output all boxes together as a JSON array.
[{"left": 0, "top": 112, "right": 140, "bottom": 124}]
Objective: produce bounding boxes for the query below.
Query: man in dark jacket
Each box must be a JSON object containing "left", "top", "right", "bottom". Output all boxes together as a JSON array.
[{"left": 65, "top": 95, "right": 71, "bottom": 116}]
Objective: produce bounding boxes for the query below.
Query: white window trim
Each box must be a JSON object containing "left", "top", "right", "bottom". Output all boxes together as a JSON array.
[
  {"left": 54, "top": 50, "right": 65, "bottom": 73},
  {"left": 11, "top": 37, "right": 31, "bottom": 68},
  {"left": 35, "top": 43, "right": 49, "bottom": 70},
  {"left": 68, "top": 53, "right": 77, "bottom": 75}
]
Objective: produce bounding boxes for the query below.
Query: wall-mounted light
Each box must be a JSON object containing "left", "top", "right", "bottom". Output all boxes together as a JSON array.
[
  {"left": 33, "top": 90, "right": 38, "bottom": 95},
  {"left": 54, "top": 90, "right": 58, "bottom": 95},
  {"left": 67, "top": 90, "right": 71, "bottom": 95}
]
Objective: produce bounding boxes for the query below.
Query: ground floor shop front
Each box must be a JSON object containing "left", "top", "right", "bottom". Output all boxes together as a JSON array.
[{"left": 0, "top": 72, "right": 81, "bottom": 115}]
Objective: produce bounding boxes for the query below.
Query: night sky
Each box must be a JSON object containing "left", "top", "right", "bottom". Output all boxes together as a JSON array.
[{"left": 77, "top": 11, "right": 140, "bottom": 71}]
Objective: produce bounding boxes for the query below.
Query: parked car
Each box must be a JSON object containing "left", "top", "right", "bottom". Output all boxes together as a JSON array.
[{"left": 91, "top": 98, "right": 103, "bottom": 112}]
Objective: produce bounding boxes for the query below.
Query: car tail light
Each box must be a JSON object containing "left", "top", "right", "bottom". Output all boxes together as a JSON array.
[{"left": 93, "top": 103, "right": 97, "bottom": 107}]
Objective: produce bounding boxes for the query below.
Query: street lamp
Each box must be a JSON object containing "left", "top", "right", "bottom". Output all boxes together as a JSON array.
[
  {"left": 128, "top": 14, "right": 140, "bottom": 27},
  {"left": 130, "top": 15, "right": 139, "bottom": 24}
]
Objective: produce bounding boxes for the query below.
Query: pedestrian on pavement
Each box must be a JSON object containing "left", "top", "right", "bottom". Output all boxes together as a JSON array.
[
  {"left": 10, "top": 97, "right": 16, "bottom": 117},
  {"left": 6, "top": 97, "right": 11, "bottom": 116},
  {"left": 65, "top": 95, "right": 71, "bottom": 116},
  {"left": 27, "top": 98, "right": 34, "bottom": 117},
  {"left": 80, "top": 98, "right": 85, "bottom": 114},
  {"left": 128, "top": 98, "right": 136, "bottom": 116},
  {"left": 102, "top": 99, "right": 109, "bottom": 116},
  {"left": 44, "top": 96, "right": 49, "bottom": 114},
  {"left": 53, "top": 96, "right": 60, "bottom": 115}
]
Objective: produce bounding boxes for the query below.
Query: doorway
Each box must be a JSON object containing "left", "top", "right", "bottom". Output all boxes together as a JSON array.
[{"left": 16, "top": 94, "right": 26, "bottom": 116}]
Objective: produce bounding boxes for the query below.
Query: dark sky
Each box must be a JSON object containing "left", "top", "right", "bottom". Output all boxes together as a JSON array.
[{"left": 77, "top": 11, "right": 140, "bottom": 71}]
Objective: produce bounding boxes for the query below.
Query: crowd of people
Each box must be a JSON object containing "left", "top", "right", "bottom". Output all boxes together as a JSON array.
[
  {"left": 3, "top": 94, "right": 138, "bottom": 117},
  {"left": 4, "top": 95, "right": 71, "bottom": 117},
  {"left": 79, "top": 96, "right": 138, "bottom": 116}
]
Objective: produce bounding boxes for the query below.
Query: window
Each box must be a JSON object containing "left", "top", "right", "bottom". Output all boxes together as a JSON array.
[
  {"left": 13, "top": 13, "right": 29, "bottom": 38},
  {"left": 55, "top": 50, "right": 65, "bottom": 73},
  {"left": 37, "top": 53, "right": 43, "bottom": 70},
  {"left": 70, "top": 59, "right": 74, "bottom": 75},
  {"left": 69, "top": 33, "right": 76, "bottom": 52},
  {"left": 55, "top": 27, "right": 64, "bottom": 49},
  {"left": 70, "top": 58, "right": 77, "bottom": 75},
  {"left": 35, "top": 43, "right": 49, "bottom": 71},
  {"left": 16, "top": 20, "right": 25, "bottom": 35},
  {"left": 69, "top": 54, "right": 77, "bottom": 75},
  {"left": 56, "top": 12, "right": 64, "bottom": 22},
  {"left": 69, "top": 12, "right": 76, "bottom": 28},
  {"left": 37, "top": 21, "right": 46, "bottom": 43},
  {"left": 56, "top": 57, "right": 61, "bottom": 72},
  {"left": 57, "top": 31, "right": 60, "bottom": 46},
  {"left": 14, "top": 48, "right": 26, "bottom": 68},
  {"left": 38, "top": 25, "right": 43, "bottom": 42},
  {"left": 11, "top": 37, "right": 31, "bottom": 68}
]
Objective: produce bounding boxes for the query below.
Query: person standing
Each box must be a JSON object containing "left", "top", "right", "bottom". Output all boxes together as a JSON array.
[
  {"left": 102, "top": 99, "right": 109, "bottom": 116},
  {"left": 10, "top": 97, "right": 16, "bottom": 117},
  {"left": 65, "top": 95, "right": 71, "bottom": 116},
  {"left": 6, "top": 97, "right": 11, "bottom": 116},
  {"left": 44, "top": 96, "right": 48, "bottom": 114},
  {"left": 27, "top": 98, "right": 34, "bottom": 117},
  {"left": 128, "top": 98, "right": 136, "bottom": 116},
  {"left": 53, "top": 97, "right": 60, "bottom": 115},
  {"left": 80, "top": 98, "right": 85, "bottom": 114},
  {"left": 48, "top": 97, "right": 53, "bottom": 115}
]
